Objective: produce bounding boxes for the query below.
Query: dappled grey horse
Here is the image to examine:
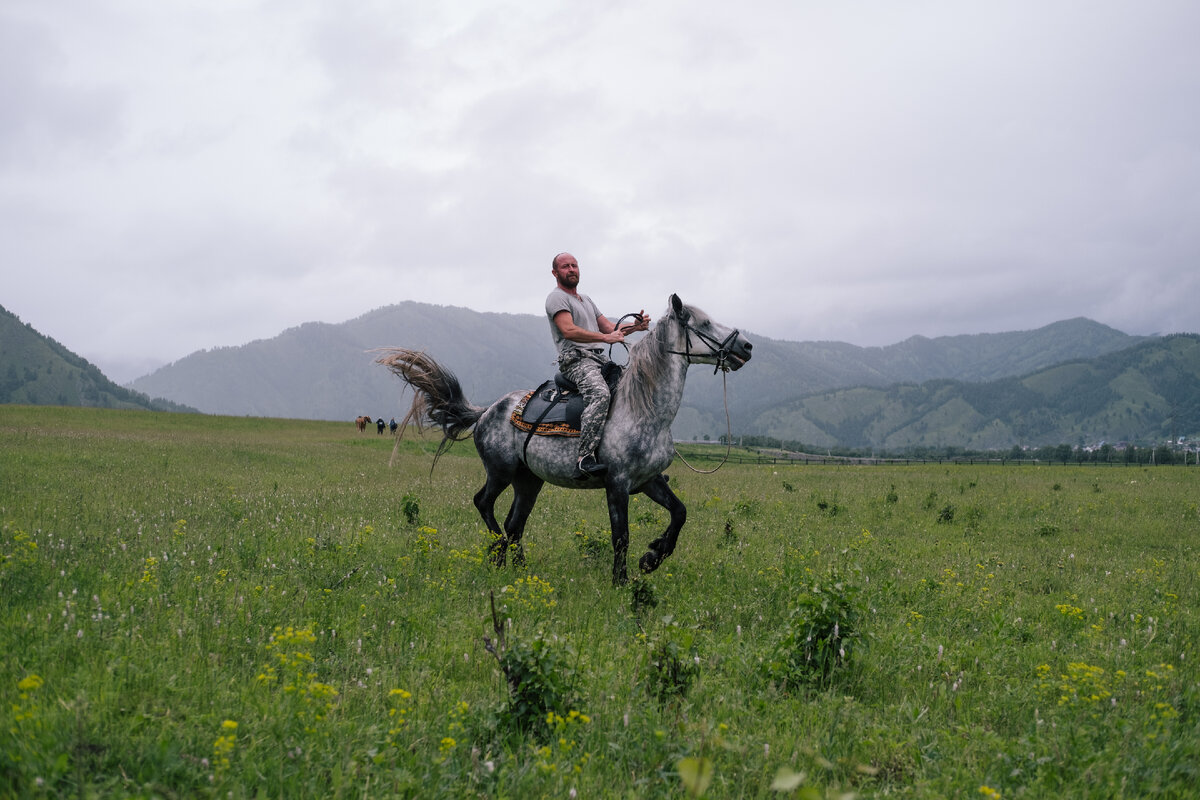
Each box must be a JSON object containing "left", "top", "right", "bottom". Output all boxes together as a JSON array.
[{"left": 377, "top": 294, "right": 752, "bottom": 584}]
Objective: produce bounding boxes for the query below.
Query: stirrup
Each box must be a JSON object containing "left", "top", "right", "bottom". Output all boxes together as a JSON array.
[{"left": 577, "top": 454, "right": 608, "bottom": 478}]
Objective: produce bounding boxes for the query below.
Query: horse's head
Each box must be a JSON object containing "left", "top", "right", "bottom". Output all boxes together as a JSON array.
[{"left": 665, "top": 293, "right": 753, "bottom": 372}]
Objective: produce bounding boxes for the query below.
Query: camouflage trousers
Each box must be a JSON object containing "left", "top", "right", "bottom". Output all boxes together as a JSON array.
[{"left": 558, "top": 344, "right": 611, "bottom": 459}]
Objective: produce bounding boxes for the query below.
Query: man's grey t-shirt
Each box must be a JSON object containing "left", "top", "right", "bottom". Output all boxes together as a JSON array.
[{"left": 545, "top": 287, "right": 604, "bottom": 352}]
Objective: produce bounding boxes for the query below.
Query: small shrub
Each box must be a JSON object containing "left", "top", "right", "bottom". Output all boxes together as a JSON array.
[
  {"left": 631, "top": 578, "right": 658, "bottom": 616},
  {"left": 816, "top": 499, "right": 842, "bottom": 516},
  {"left": 765, "top": 567, "right": 864, "bottom": 688},
  {"left": 495, "top": 632, "right": 578, "bottom": 733},
  {"left": 574, "top": 528, "right": 608, "bottom": 561},
  {"left": 937, "top": 504, "right": 956, "bottom": 524},
  {"left": 732, "top": 498, "right": 759, "bottom": 517},
  {"left": 483, "top": 593, "right": 579, "bottom": 735},
  {"left": 885, "top": 485, "right": 899, "bottom": 504},
  {"left": 640, "top": 622, "right": 701, "bottom": 706},
  {"left": 719, "top": 520, "right": 737, "bottom": 548},
  {"left": 400, "top": 493, "right": 421, "bottom": 526},
  {"left": 635, "top": 509, "right": 659, "bottom": 526}
]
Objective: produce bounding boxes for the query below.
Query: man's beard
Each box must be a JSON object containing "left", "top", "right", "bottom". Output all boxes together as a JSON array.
[{"left": 559, "top": 273, "right": 579, "bottom": 288}]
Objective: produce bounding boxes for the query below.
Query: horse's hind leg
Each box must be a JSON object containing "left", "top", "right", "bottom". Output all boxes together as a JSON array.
[
  {"left": 637, "top": 473, "right": 686, "bottom": 574},
  {"left": 501, "top": 468, "right": 544, "bottom": 568},
  {"left": 473, "top": 473, "right": 511, "bottom": 565}
]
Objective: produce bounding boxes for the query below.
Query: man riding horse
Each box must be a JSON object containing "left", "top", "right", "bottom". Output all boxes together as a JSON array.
[
  {"left": 545, "top": 252, "right": 649, "bottom": 478},
  {"left": 378, "top": 292, "right": 752, "bottom": 585}
]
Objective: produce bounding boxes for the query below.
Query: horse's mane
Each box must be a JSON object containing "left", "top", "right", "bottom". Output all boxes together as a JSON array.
[{"left": 616, "top": 304, "right": 691, "bottom": 418}]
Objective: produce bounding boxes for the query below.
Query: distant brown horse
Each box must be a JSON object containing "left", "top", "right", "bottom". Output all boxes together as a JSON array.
[{"left": 355, "top": 415, "right": 370, "bottom": 432}]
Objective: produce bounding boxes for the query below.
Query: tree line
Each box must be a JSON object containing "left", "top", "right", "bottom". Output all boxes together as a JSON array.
[{"left": 721, "top": 434, "right": 1195, "bottom": 465}]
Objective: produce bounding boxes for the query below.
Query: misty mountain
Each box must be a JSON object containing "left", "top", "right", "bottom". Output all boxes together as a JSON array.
[
  {"left": 126, "top": 301, "right": 1149, "bottom": 442},
  {"left": 129, "top": 302, "right": 559, "bottom": 422},
  {"left": 0, "top": 304, "right": 194, "bottom": 413}
]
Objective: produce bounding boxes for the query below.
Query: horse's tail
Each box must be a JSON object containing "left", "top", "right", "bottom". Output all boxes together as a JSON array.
[{"left": 375, "top": 348, "right": 485, "bottom": 468}]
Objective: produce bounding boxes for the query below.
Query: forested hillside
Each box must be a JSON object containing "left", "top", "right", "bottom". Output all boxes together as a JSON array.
[
  {"left": 683, "top": 316, "right": 1147, "bottom": 426},
  {"left": 750, "top": 334, "right": 1200, "bottom": 450},
  {"left": 0, "top": 305, "right": 194, "bottom": 413}
]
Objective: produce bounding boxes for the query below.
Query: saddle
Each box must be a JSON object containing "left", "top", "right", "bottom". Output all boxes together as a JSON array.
[{"left": 510, "top": 363, "right": 623, "bottom": 456}]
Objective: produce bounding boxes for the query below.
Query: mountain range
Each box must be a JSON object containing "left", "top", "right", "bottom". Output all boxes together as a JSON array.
[
  {"left": 5, "top": 300, "right": 1196, "bottom": 449},
  {"left": 125, "top": 300, "right": 1196, "bottom": 448}
]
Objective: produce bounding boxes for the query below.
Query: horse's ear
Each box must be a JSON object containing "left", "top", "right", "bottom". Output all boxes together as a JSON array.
[{"left": 670, "top": 294, "right": 687, "bottom": 319}]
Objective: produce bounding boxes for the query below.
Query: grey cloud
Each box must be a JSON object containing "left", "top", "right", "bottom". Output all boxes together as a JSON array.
[
  {"left": 0, "top": 11, "right": 123, "bottom": 167},
  {"left": 3, "top": 1, "right": 1198, "bottom": 383}
]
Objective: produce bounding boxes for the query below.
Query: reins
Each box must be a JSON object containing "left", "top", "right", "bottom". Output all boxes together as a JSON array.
[
  {"left": 606, "top": 312, "right": 643, "bottom": 364},
  {"left": 667, "top": 312, "right": 740, "bottom": 474},
  {"left": 673, "top": 367, "right": 735, "bottom": 474}
]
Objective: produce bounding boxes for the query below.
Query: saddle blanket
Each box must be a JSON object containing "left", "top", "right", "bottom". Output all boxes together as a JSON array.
[{"left": 510, "top": 380, "right": 583, "bottom": 437}]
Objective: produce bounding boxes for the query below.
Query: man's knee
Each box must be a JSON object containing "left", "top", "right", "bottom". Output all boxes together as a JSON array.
[
  {"left": 576, "top": 367, "right": 608, "bottom": 400},
  {"left": 586, "top": 393, "right": 610, "bottom": 417},
  {"left": 582, "top": 382, "right": 610, "bottom": 405}
]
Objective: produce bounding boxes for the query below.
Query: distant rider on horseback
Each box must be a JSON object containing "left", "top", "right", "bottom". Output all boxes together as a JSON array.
[{"left": 545, "top": 252, "right": 649, "bottom": 478}]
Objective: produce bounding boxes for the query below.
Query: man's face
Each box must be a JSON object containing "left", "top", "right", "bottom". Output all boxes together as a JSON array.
[{"left": 552, "top": 255, "right": 580, "bottom": 289}]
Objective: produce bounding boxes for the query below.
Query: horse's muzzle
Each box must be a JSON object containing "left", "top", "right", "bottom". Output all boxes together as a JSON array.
[{"left": 723, "top": 339, "right": 753, "bottom": 371}]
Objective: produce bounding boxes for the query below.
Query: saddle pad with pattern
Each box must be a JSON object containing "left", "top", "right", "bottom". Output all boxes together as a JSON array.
[{"left": 510, "top": 380, "right": 583, "bottom": 437}]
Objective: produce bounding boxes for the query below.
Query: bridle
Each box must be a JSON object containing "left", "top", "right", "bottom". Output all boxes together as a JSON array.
[
  {"left": 608, "top": 307, "right": 743, "bottom": 474},
  {"left": 665, "top": 309, "right": 743, "bottom": 473},
  {"left": 667, "top": 312, "right": 744, "bottom": 374}
]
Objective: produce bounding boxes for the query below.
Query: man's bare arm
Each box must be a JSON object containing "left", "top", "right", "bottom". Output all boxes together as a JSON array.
[{"left": 555, "top": 311, "right": 625, "bottom": 345}]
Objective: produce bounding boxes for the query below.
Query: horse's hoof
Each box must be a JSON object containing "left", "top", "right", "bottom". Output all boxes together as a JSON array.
[{"left": 639, "top": 552, "right": 661, "bottom": 573}]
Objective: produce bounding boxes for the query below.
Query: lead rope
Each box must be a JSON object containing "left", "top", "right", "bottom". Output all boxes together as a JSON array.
[{"left": 673, "top": 368, "right": 733, "bottom": 474}]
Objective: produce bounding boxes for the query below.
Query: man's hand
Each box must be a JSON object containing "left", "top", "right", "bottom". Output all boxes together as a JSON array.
[{"left": 621, "top": 310, "right": 650, "bottom": 334}]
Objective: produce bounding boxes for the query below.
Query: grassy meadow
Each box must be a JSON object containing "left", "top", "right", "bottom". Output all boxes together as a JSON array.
[{"left": 1, "top": 405, "right": 1197, "bottom": 798}]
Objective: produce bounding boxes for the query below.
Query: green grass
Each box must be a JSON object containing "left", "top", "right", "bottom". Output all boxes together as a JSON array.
[{"left": 2, "top": 406, "right": 1197, "bottom": 798}]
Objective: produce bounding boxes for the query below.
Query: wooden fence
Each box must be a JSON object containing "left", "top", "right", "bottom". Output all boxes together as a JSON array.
[{"left": 672, "top": 451, "right": 1194, "bottom": 467}]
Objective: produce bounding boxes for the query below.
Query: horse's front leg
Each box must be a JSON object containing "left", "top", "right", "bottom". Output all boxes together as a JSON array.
[
  {"left": 637, "top": 473, "right": 686, "bottom": 574},
  {"left": 606, "top": 485, "right": 631, "bottom": 586}
]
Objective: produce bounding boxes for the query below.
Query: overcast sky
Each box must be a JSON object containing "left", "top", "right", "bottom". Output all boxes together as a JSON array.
[{"left": 4, "top": 1, "right": 1198, "bottom": 383}]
